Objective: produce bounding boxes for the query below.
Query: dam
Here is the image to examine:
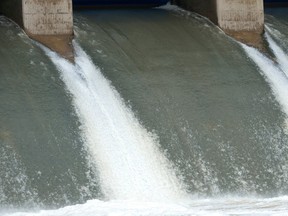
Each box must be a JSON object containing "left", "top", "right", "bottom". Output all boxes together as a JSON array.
[
  {"left": 0, "top": 0, "right": 265, "bottom": 57},
  {"left": 1, "top": 0, "right": 288, "bottom": 215}
]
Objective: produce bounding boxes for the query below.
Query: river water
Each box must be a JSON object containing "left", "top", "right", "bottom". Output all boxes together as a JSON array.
[{"left": 1, "top": 5, "right": 288, "bottom": 216}]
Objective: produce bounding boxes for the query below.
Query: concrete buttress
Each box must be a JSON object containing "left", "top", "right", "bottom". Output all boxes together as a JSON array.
[{"left": 0, "top": 0, "right": 74, "bottom": 61}]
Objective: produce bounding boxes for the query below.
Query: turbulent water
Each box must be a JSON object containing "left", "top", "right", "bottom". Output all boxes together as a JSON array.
[
  {"left": 1, "top": 5, "right": 288, "bottom": 216},
  {"left": 41, "top": 42, "right": 185, "bottom": 201}
]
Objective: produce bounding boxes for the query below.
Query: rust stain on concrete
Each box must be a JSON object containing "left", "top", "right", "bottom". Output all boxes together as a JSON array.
[
  {"left": 29, "top": 33, "right": 74, "bottom": 62},
  {"left": 225, "top": 30, "right": 265, "bottom": 51}
]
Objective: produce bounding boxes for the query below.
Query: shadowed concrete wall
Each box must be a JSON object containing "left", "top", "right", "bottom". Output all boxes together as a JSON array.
[
  {"left": 172, "top": 0, "right": 218, "bottom": 24},
  {"left": 0, "top": 0, "right": 23, "bottom": 26}
]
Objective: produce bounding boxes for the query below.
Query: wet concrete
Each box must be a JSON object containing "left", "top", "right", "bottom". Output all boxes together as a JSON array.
[
  {"left": 30, "top": 34, "right": 74, "bottom": 62},
  {"left": 226, "top": 31, "right": 265, "bottom": 51}
]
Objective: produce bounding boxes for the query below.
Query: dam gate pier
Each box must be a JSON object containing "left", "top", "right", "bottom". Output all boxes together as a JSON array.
[
  {"left": 0, "top": 0, "right": 264, "bottom": 58},
  {"left": 0, "top": 0, "right": 74, "bottom": 61}
]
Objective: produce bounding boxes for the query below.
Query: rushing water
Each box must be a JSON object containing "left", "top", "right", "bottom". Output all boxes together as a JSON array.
[
  {"left": 1, "top": 5, "right": 288, "bottom": 216},
  {"left": 41, "top": 42, "right": 185, "bottom": 202},
  {"left": 0, "top": 17, "right": 102, "bottom": 209}
]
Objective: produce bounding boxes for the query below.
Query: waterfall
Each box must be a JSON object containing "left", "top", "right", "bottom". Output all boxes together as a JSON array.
[
  {"left": 241, "top": 32, "right": 288, "bottom": 123},
  {"left": 42, "top": 42, "right": 185, "bottom": 202}
]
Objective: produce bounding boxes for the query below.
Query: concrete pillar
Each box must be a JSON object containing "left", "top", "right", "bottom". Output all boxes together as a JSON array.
[
  {"left": 217, "top": 0, "right": 264, "bottom": 33},
  {"left": 172, "top": 0, "right": 264, "bottom": 50},
  {"left": 22, "top": 0, "right": 73, "bottom": 35},
  {"left": 0, "top": 0, "right": 74, "bottom": 61}
]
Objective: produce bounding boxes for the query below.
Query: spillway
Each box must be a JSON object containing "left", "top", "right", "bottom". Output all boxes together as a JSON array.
[
  {"left": 1, "top": 5, "right": 288, "bottom": 216},
  {"left": 41, "top": 42, "right": 185, "bottom": 201},
  {"left": 241, "top": 32, "right": 288, "bottom": 122}
]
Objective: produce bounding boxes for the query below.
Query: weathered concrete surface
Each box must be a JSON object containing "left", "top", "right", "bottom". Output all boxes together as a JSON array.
[
  {"left": 217, "top": 0, "right": 264, "bottom": 33},
  {"left": 23, "top": 0, "right": 74, "bottom": 61},
  {"left": 0, "top": 0, "right": 74, "bottom": 61},
  {"left": 172, "top": 0, "right": 265, "bottom": 50},
  {"left": 218, "top": 0, "right": 264, "bottom": 51},
  {"left": 23, "top": 0, "right": 73, "bottom": 35}
]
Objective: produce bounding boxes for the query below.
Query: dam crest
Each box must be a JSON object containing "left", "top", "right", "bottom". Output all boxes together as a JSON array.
[{"left": 0, "top": 0, "right": 265, "bottom": 60}]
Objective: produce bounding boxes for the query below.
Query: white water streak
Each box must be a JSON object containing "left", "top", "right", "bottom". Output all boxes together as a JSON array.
[
  {"left": 241, "top": 40, "right": 288, "bottom": 118},
  {"left": 42, "top": 42, "right": 185, "bottom": 202},
  {"left": 265, "top": 27, "right": 288, "bottom": 78}
]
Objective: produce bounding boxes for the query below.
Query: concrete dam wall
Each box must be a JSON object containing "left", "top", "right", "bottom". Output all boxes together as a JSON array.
[{"left": 0, "top": 0, "right": 265, "bottom": 59}]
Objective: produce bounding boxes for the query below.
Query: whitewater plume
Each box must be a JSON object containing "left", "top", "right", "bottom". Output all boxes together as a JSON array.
[
  {"left": 42, "top": 42, "right": 185, "bottom": 201},
  {"left": 241, "top": 32, "right": 288, "bottom": 131},
  {"left": 265, "top": 27, "right": 288, "bottom": 78}
]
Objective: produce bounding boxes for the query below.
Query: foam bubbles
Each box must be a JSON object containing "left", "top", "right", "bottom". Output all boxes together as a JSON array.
[
  {"left": 42, "top": 42, "right": 185, "bottom": 202},
  {"left": 4, "top": 196, "right": 288, "bottom": 216}
]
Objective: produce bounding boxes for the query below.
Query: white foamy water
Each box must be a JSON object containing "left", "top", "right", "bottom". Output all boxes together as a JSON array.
[
  {"left": 241, "top": 39, "right": 288, "bottom": 119},
  {"left": 4, "top": 196, "right": 288, "bottom": 216},
  {"left": 7, "top": 37, "right": 288, "bottom": 216},
  {"left": 39, "top": 42, "right": 185, "bottom": 202},
  {"left": 265, "top": 27, "right": 288, "bottom": 78}
]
